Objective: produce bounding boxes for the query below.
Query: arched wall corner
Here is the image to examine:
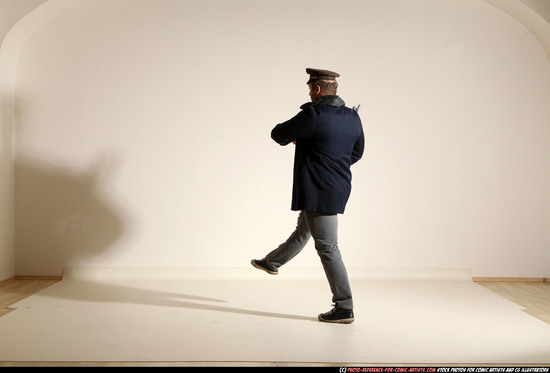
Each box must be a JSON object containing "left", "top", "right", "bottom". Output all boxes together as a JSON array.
[
  {"left": 482, "top": 0, "right": 550, "bottom": 64},
  {"left": 1, "top": 0, "right": 83, "bottom": 146},
  {"left": 0, "top": 0, "right": 84, "bottom": 94},
  {"left": 0, "top": 0, "right": 80, "bottom": 279}
]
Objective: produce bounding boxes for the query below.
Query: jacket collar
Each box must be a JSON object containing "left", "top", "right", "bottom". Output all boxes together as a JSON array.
[{"left": 302, "top": 95, "right": 345, "bottom": 109}]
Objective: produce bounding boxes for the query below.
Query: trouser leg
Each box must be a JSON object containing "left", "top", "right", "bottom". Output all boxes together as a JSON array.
[
  {"left": 264, "top": 211, "right": 311, "bottom": 270},
  {"left": 304, "top": 211, "right": 353, "bottom": 310}
]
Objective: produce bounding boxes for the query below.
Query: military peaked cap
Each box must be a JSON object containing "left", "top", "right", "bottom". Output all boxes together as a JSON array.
[{"left": 306, "top": 68, "right": 340, "bottom": 84}]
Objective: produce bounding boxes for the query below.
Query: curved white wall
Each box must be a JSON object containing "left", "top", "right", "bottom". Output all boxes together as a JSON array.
[
  {"left": 0, "top": 0, "right": 49, "bottom": 280},
  {"left": 4, "top": 0, "right": 550, "bottom": 277},
  {"left": 485, "top": 0, "right": 550, "bottom": 63},
  {"left": 0, "top": 82, "right": 14, "bottom": 280}
]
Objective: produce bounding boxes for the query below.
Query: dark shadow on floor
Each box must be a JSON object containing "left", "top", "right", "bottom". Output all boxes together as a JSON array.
[{"left": 34, "top": 278, "right": 318, "bottom": 322}]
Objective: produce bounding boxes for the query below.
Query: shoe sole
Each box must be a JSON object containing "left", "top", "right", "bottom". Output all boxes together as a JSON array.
[
  {"left": 251, "top": 260, "right": 278, "bottom": 275},
  {"left": 318, "top": 315, "right": 355, "bottom": 324}
]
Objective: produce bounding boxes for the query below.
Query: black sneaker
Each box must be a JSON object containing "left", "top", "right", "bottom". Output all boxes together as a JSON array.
[
  {"left": 251, "top": 259, "right": 278, "bottom": 275},
  {"left": 318, "top": 305, "right": 355, "bottom": 324}
]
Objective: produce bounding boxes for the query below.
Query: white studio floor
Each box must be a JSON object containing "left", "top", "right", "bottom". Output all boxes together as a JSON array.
[{"left": 1, "top": 267, "right": 550, "bottom": 366}]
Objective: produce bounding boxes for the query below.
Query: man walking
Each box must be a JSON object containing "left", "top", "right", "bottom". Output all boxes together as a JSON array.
[{"left": 252, "top": 68, "right": 364, "bottom": 324}]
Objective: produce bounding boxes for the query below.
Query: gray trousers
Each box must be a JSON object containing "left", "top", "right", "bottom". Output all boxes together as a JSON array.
[{"left": 264, "top": 211, "right": 353, "bottom": 310}]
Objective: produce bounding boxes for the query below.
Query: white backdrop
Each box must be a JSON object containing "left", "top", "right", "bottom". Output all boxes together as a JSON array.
[{"left": 6, "top": 0, "right": 550, "bottom": 277}]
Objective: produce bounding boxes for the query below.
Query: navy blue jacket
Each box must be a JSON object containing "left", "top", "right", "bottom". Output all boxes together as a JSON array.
[{"left": 271, "top": 95, "right": 364, "bottom": 214}]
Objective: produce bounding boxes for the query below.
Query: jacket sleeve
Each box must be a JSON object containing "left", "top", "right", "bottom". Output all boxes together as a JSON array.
[
  {"left": 271, "top": 106, "right": 314, "bottom": 146},
  {"left": 351, "top": 125, "right": 365, "bottom": 165}
]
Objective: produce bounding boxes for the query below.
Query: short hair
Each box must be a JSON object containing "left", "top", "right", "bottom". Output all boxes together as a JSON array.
[{"left": 310, "top": 79, "right": 338, "bottom": 95}]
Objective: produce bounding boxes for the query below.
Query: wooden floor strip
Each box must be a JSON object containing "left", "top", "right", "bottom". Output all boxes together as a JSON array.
[
  {"left": 474, "top": 277, "right": 549, "bottom": 282},
  {"left": 475, "top": 281, "right": 550, "bottom": 325},
  {"left": 0, "top": 279, "right": 60, "bottom": 310}
]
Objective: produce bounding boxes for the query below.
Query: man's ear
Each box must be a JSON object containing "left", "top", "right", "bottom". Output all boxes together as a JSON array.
[{"left": 313, "top": 84, "right": 322, "bottom": 95}]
